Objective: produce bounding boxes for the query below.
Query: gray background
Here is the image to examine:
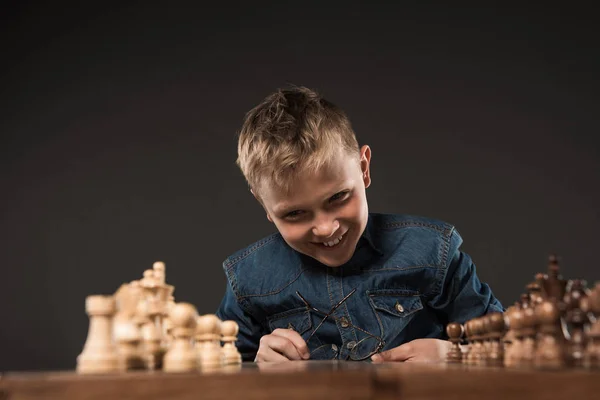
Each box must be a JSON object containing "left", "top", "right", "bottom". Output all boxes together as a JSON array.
[{"left": 1, "top": 2, "right": 598, "bottom": 371}]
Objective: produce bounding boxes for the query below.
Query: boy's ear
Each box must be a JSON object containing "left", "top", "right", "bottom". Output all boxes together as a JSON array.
[
  {"left": 250, "top": 188, "right": 274, "bottom": 223},
  {"left": 360, "top": 145, "right": 372, "bottom": 188}
]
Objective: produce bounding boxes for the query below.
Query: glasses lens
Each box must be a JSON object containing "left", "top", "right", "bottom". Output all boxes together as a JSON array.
[
  {"left": 349, "top": 336, "right": 383, "bottom": 361},
  {"left": 310, "top": 343, "right": 339, "bottom": 360}
]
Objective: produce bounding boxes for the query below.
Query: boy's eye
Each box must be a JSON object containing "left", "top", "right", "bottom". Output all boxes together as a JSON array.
[
  {"left": 285, "top": 210, "right": 304, "bottom": 219},
  {"left": 330, "top": 191, "right": 349, "bottom": 202}
]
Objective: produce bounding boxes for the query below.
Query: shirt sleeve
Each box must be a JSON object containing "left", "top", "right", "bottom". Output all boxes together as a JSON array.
[
  {"left": 427, "top": 228, "right": 504, "bottom": 326},
  {"left": 215, "top": 281, "right": 264, "bottom": 362}
]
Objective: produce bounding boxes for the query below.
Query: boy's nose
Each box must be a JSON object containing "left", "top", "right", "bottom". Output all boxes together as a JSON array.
[{"left": 312, "top": 219, "right": 340, "bottom": 239}]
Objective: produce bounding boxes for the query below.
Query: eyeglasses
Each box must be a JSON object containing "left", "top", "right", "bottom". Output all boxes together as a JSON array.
[{"left": 296, "top": 288, "right": 385, "bottom": 361}]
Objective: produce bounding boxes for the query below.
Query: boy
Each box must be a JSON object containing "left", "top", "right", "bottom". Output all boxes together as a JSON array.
[{"left": 215, "top": 86, "right": 503, "bottom": 363}]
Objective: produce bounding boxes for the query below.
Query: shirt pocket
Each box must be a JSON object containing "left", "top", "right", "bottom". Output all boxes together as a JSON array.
[
  {"left": 267, "top": 307, "right": 313, "bottom": 336},
  {"left": 367, "top": 289, "right": 423, "bottom": 342}
]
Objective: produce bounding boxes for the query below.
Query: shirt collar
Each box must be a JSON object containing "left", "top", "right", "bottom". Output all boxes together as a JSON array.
[{"left": 359, "top": 213, "right": 383, "bottom": 256}]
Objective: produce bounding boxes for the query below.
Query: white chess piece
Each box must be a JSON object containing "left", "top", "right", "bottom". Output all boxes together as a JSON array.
[
  {"left": 141, "top": 321, "right": 163, "bottom": 370},
  {"left": 163, "top": 302, "right": 199, "bottom": 372},
  {"left": 113, "top": 281, "right": 146, "bottom": 370},
  {"left": 113, "top": 317, "right": 145, "bottom": 371},
  {"left": 77, "top": 295, "right": 120, "bottom": 374},
  {"left": 196, "top": 314, "right": 223, "bottom": 371},
  {"left": 221, "top": 320, "right": 242, "bottom": 365},
  {"left": 152, "top": 261, "right": 166, "bottom": 285}
]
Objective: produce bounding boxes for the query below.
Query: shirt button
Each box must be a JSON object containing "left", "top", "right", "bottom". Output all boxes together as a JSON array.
[
  {"left": 340, "top": 317, "right": 350, "bottom": 328},
  {"left": 346, "top": 341, "right": 357, "bottom": 350},
  {"left": 395, "top": 302, "right": 404, "bottom": 313}
]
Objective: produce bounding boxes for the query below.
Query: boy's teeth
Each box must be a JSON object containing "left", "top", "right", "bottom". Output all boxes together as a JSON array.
[{"left": 324, "top": 234, "right": 344, "bottom": 247}]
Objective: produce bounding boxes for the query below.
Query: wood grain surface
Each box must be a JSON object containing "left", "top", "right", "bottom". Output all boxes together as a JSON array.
[{"left": 2, "top": 361, "right": 599, "bottom": 400}]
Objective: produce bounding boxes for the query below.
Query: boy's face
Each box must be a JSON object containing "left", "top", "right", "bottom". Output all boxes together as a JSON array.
[{"left": 255, "top": 145, "right": 371, "bottom": 268}]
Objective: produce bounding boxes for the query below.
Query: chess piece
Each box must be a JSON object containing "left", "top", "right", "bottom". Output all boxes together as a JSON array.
[
  {"left": 113, "top": 283, "right": 146, "bottom": 371},
  {"left": 113, "top": 317, "right": 145, "bottom": 371},
  {"left": 526, "top": 281, "right": 544, "bottom": 306},
  {"left": 534, "top": 299, "right": 567, "bottom": 369},
  {"left": 196, "top": 314, "right": 224, "bottom": 372},
  {"left": 537, "top": 255, "right": 570, "bottom": 342},
  {"left": 141, "top": 321, "right": 163, "bottom": 370},
  {"left": 163, "top": 316, "right": 174, "bottom": 347},
  {"left": 539, "top": 255, "right": 568, "bottom": 300},
  {"left": 77, "top": 295, "right": 120, "bottom": 374},
  {"left": 480, "top": 315, "right": 492, "bottom": 365},
  {"left": 465, "top": 320, "right": 476, "bottom": 365},
  {"left": 114, "top": 281, "right": 147, "bottom": 331},
  {"left": 501, "top": 304, "right": 517, "bottom": 360},
  {"left": 114, "top": 281, "right": 144, "bottom": 319},
  {"left": 487, "top": 313, "right": 506, "bottom": 367},
  {"left": 582, "top": 282, "right": 600, "bottom": 369},
  {"left": 151, "top": 261, "right": 175, "bottom": 303},
  {"left": 563, "top": 279, "right": 589, "bottom": 367},
  {"left": 469, "top": 317, "right": 485, "bottom": 366},
  {"left": 153, "top": 261, "right": 166, "bottom": 285},
  {"left": 221, "top": 320, "right": 242, "bottom": 370},
  {"left": 462, "top": 321, "right": 473, "bottom": 364},
  {"left": 504, "top": 303, "right": 524, "bottom": 368},
  {"left": 140, "top": 264, "right": 175, "bottom": 367},
  {"left": 160, "top": 295, "right": 177, "bottom": 357},
  {"left": 519, "top": 298, "right": 537, "bottom": 368},
  {"left": 445, "top": 322, "right": 464, "bottom": 364},
  {"left": 163, "top": 302, "right": 199, "bottom": 372}
]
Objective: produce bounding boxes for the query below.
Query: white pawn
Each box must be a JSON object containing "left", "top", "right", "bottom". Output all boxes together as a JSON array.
[
  {"left": 77, "top": 295, "right": 120, "bottom": 374},
  {"left": 163, "top": 302, "right": 198, "bottom": 372},
  {"left": 196, "top": 314, "right": 223, "bottom": 371},
  {"left": 221, "top": 320, "right": 242, "bottom": 365},
  {"left": 141, "top": 321, "right": 163, "bottom": 370},
  {"left": 113, "top": 282, "right": 146, "bottom": 371},
  {"left": 113, "top": 318, "right": 145, "bottom": 371}
]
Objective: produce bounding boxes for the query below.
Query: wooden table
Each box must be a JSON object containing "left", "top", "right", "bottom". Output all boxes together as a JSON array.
[{"left": 2, "top": 361, "right": 599, "bottom": 400}]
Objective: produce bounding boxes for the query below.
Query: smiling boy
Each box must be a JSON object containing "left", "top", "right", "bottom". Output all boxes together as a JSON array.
[{"left": 215, "top": 86, "right": 503, "bottom": 363}]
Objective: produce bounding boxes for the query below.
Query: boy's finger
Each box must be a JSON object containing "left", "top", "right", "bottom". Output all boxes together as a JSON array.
[
  {"left": 371, "top": 342, "right": 413, "bottom": 363},
  {"left": 271, "top": 328, "right": 310, "bottom": 359},
  {"left": 261, "top": 334, "right": 304, "bottom": 360},
  {"left": 255, "top": 345, "right": 291, "bottom": 362}
]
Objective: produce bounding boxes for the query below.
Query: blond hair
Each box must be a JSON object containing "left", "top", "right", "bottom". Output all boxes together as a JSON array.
[{"left": 236, "top": 86, "right": 360, "bottom": 194}]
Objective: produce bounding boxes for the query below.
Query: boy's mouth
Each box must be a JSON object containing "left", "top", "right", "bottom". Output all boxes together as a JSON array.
[{"left": 316, "top": 231, "right": 346, "bottom": 248}]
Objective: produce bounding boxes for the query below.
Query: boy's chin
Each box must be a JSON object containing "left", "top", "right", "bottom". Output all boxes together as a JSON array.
[
  {"left": 318, "top": 259, "right": 347, "bottom": 268},
  {"left": 313, "top": 252, "right": 354, "bottom": 268}
]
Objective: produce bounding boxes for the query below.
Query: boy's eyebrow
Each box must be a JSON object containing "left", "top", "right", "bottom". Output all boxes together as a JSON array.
[
  {"left": 272, "top": 199, "right": 306, "bottom": 215},
  {"left": 272, "top": 204, "right": 298, "bottom": 215}
]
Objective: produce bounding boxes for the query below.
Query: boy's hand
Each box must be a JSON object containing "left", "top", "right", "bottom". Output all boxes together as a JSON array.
[
  {"left": 370, "top": 339, "right": 452, "bottom": 363},
  {"left": 254, "top": 328, "right": 311, "bottom": 362}
]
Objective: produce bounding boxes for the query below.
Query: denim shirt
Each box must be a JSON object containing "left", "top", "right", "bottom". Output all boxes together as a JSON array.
[{"left": 215, "top": 213, "right": 503, "bottom": 361}]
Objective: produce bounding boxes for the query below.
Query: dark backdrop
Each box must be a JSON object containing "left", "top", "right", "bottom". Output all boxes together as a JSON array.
[{"left": 1, "top": 1, "right": 599, "bottom": 371}]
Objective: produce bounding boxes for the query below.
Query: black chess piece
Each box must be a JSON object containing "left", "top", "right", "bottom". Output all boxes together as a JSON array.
[
  {"left": 487, "top": 313, "right": 506, "bottom": 367},
  {"left": 534, "top": 299, "right": 567, "bottom": 369},
  {"left": 446, "top": 322, "right": 464, "bottom": 364},
  {"left": 540, "top": 254, "right": 568, "bottom": 302},
  {"left": 563, "top": 279, "right": 590, "bottom": 367},
  {"left": 581, "top": 282, "right": 600, "bottom": 369}
]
